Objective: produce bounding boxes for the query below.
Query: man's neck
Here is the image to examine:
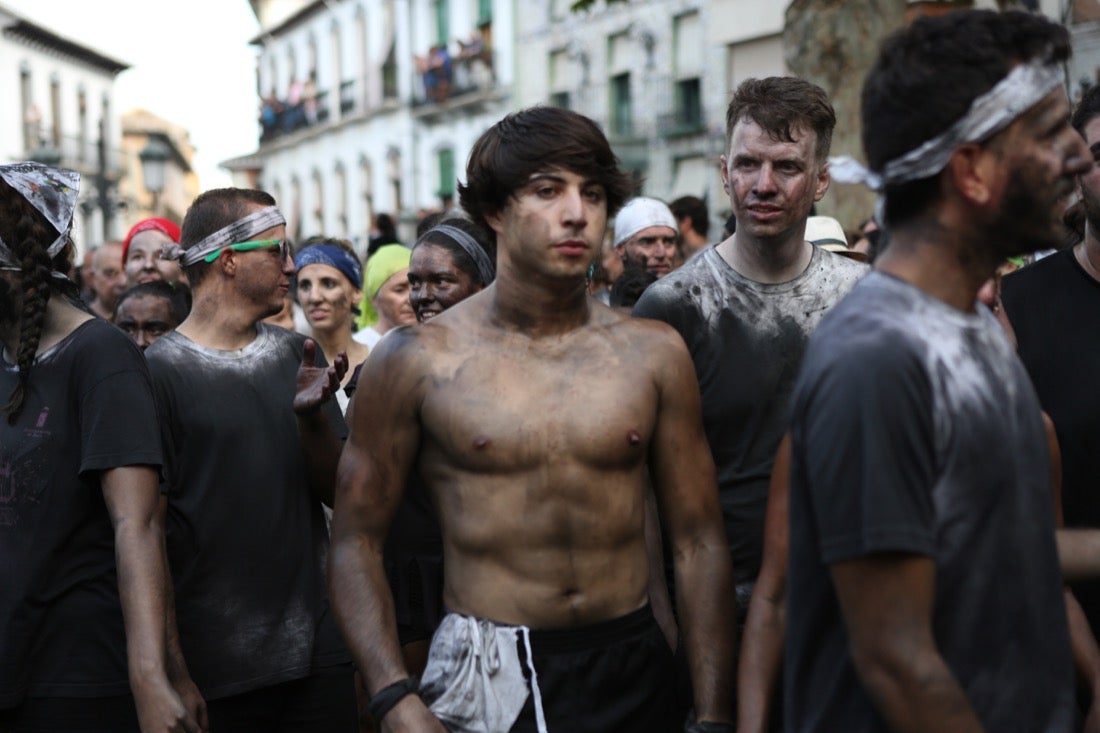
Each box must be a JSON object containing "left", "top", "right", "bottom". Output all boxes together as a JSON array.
[
  {"left": 88, "top": 298, "right": 113, "bottom": 320},
  {"left": 489, "top": 264, "right": 591, "bottom": 337},
  {"left": 176, "top": 289, "right": 261, "bottom": 351},
  {"left": 717, "top": 230, "right": 812, "bottom": 284},
  {"left": 1074, "top": 229, "right": 1100, "bottom": 283},
  {"left": 682, "top": 232, "right": 708, "bottom": 258},
  {"left": 874, "top": 212, "right": 996, "bottom": 313}
]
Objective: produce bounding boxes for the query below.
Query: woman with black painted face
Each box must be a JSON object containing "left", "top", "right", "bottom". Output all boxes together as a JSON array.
[{"left": 408, "top": 217, "right": 495, "bottom": 323}]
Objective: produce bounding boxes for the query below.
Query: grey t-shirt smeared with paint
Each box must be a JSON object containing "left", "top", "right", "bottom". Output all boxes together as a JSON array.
[
  {"left": 633, "top": 245, "right": 866, "bottom": 586},
  {"left": 146, "top": 323, "right": 349, "bottom": 700},
  {"left": 785, "top": 271, "right": 1073, "bottom": 732}
]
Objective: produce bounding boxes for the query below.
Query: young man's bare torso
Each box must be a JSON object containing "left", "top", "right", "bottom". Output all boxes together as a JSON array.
[{"left": 359, "top": 290, "right": 695, "bottom": 627}]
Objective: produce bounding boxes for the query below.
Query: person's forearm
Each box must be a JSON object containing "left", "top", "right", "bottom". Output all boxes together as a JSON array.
[
  {"left": 1057, "top": 528, "right": 1100, "bottom": 582},
  {"left": 855, "top": 649, "right": 983, "bottom": 733},
  {"left": 329, "top": 533, "right": 410, "bottom": 693},
  {"left": 115, "top": 515, "right": 171, "bottom": 686},
  {"left": 298, "top": 410, "right": 342, "bottom": 506},
  {"left": 736, "top": 594, "right": 784, "bottom": 733},
  {"left": 674, "top": 527, "right": 736, "bottom": 723}
]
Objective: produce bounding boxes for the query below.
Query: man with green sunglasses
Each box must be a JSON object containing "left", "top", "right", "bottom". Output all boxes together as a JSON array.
[
  {"left": 200, "top": 237, "right": 291, "bottom": 263},
  {"left": 148, "top": 188, "right": 357, "bottom": 731}
]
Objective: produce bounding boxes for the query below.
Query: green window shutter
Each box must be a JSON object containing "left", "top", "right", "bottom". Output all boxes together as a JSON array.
[{"left": 438, "top": 148, "right": 455, "bottom": 198}]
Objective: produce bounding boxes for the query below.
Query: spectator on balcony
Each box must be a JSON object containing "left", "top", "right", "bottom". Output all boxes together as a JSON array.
[
  {"left": 457, "top": 29, "right": 493, "bottom": 85},
  {"left": 303, "top": 73, "right": 319, "bottom": 127},
  {"left": 415, "top": 44, "right": 452, "bottom": 103},
  {"left": 283, "top": 78, "right": 306, "bottom": 133},
  {"left": 259, "top": 93, "right": 282, "bottom": 142}
]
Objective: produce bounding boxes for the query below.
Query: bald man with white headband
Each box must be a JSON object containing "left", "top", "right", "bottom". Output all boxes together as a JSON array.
[
  {"left": 145, "top": 188, "right": 358, "bottom": 730},
  {"left": 614, "top": 196, "right": 680, "bottom": 277},
  {"left": 786, "top": 10, "right": 1095, "bottom": 732}
]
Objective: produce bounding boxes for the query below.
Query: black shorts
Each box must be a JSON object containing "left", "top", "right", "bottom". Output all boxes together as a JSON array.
[
  {"left": 205, "top": 663, "right": 357, "bottom": 733},
  {"left": 509, "top": 605, "right": 688, "bottom": 733},
  {"left": 0, "top": 695, "right": 139, "bottom": 733}
]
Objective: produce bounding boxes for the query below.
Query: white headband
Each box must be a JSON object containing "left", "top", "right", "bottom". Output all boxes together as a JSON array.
[
  {"left": 614, "top": 197, "right": 678, "bottom": 247},
  {"left": 163, "top": 206, "right": 286, "bottom": 267},
  {"left": 830, "top": 60, "right": 1064, "bottom": 191}
]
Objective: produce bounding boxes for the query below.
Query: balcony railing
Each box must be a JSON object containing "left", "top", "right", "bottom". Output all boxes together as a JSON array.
[
  {"left": 410, "top": 50, "right": 496, "bottom": 110},
  {"left": 25, "top": 133, "right": 121, "bottom": 177}
]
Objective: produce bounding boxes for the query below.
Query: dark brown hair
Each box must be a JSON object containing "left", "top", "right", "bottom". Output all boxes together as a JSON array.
[
  {"left": 862, "top": 10, "right": 1070, "bottom": 226},
  {"left": 725, "top": 77, "right": 836, "bottom": 166},
  {"left": 179, "top": 187, "right": 277, "bottom": 287},
  {"left": 458, "top": 106, "right": 634, "bottom": 234}
]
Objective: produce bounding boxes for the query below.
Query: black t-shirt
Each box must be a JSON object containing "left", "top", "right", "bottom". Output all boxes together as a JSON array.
[
  {"left": 786, "top": 272, "right": 1073, "bottom": 732},
  {"left": 145, "top": 324, "right": 349, "bottom": 700},
  {"left": 1002, "top": 249, "right": 1100, "bottom": 635},
  {"left": 633, "top": 246, "right": 865, "bottom": 585},
  {"left": 0, "top": 319, "right": 162, "bottom": 707}
]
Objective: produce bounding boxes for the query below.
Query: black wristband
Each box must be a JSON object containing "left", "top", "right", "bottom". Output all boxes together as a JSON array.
[
  {"left": 685, "top": 723, "right": 735, "bottom": 733},
  {"left": 368, "top": 677, "right": 420, "bottom": 723}
]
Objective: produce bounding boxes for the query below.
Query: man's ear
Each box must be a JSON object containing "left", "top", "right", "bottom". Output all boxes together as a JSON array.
[
  {"left": 946, "top": 143, "right": 996, "bottom": 206},
  {"left": 484, "top": 208, "right": 505, "bottom": 238},
  {"left": 813, "top": 160, "right": 830, "bottom": 202},
  {"left": 720, "top": 155, "right": 730, "bottom": 193},
  {"left": 218, "top": 250, "right": 238, "bottom": 277}
]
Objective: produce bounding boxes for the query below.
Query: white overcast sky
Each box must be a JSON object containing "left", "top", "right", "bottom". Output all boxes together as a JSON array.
[{"left": 5, "top": 0, "right": 261, "bottom": 188}]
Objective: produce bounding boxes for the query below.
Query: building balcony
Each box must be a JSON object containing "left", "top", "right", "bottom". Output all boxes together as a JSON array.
[
  {"left": 410, "top": 51, "right": 499, "bottom": 122},
  {"left": 656, "top": 112, "right": 706, "bottom": 139},
  {"left": 24, "top": 133, "right": 122, "bottom": 179}
]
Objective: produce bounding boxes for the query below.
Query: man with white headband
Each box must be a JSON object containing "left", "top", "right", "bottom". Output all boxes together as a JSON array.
[
  {"left": 613, "top": 196, "right": 679, "bottom": 277},
  {"left": 785, "top": 10, "right": 1090, "bottom": 732},
  {"left": 145, "top": 188, "right": 357, "bottom": 729}
]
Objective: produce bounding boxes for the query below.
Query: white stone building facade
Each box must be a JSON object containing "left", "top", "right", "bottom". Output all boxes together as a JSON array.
[
  {"left": 515, "top": 0, "right": 786, "bottom": 233},
  {"left": 0, "top": 3, "right": 127, "bottom": 249},
  {"left": 228, "top": 0, "right": 1100, "bottom": 247},
  {"left": 233, "top": 0, "right": 513, "bottom": 254}
]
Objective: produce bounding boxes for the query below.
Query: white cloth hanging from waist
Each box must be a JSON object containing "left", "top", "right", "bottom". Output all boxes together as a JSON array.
[{"left": 420, "top": 612, "right": 548, "bottom": 733}]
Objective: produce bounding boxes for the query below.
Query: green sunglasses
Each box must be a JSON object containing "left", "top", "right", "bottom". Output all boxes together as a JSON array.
[{"left": 203, "top": 238, "right": 291, "bottom": 263}]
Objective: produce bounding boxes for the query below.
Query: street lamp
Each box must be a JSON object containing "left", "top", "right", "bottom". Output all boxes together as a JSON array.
[{"left": 139, "top": 136, "right": 171, "bottom": 215}]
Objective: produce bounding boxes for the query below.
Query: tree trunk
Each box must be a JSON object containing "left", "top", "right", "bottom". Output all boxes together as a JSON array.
[{"left": 783, "top": 0, "right": 907, "bottom": 233}]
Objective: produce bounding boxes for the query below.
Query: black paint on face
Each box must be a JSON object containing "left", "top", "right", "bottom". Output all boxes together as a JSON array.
[{"left": 408, "top": 244, "right": 482, "bottom": 322}]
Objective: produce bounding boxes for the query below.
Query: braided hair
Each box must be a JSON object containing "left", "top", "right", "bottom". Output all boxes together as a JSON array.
[{"left": 0, "top": 177, "right": 78, "bottom": 424}]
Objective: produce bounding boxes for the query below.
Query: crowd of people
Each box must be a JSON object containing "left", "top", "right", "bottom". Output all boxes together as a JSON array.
[{"left": 5, "top": 8, "right": 1100, "bottom": 733}]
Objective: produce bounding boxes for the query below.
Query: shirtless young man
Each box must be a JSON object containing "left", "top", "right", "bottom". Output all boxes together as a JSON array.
[{"left": 331, "top": 106, "right": 735, "bottom": 732}]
